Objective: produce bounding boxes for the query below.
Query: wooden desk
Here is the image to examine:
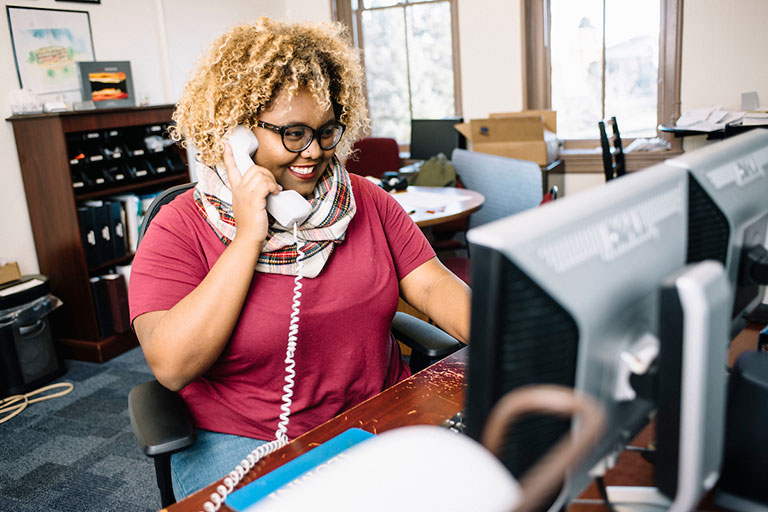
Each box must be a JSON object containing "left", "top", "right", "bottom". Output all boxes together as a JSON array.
[
  {"left": 166, "top": 348, "right": 468, "bottom": 512},
  {"left": 167, "top": 324, "right": 763, "bottom": 512},
  {"left": 392, "top": 185, "right": 484, "bottom": 228}
]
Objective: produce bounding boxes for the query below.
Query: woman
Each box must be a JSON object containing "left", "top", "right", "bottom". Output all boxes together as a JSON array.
[{"left": 129, "top": 17, "right": 470, "bottom": 499}]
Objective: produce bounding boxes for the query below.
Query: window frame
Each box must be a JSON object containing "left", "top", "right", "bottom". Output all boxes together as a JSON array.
[
  {"left": 522, "top": 0, "right": 683, "bottom": 154},
  {"left": 333, "top": 0, "right": 463, "bottom": 142}
]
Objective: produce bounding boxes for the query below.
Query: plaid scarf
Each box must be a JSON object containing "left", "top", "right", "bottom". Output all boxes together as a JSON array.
[{"left": 193, "top": 156, "right": 356, "bottom": 278}]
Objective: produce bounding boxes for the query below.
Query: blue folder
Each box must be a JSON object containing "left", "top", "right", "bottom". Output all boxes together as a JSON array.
[{"left": 227, "top": 428, "right": 374, "bottom": 511}]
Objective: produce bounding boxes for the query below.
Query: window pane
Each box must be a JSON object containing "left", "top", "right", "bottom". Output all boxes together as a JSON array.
[
  {"left": 604, "top": 0, "right": 660, "bottom": 137},
  {"left": 361, "top": 8, "right": 411, "bottom": 141},
  {"left": 550, "top": 0, "right": 603, "bottom": 139},
  {"left": 406, "top": 2, "right": 455, "bottom": 120},
  {"left": 363, "top": 0, "right": 401, "bottom": 8}
]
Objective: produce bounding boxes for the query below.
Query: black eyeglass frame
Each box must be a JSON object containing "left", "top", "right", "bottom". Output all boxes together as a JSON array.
[{"left": 256, "top": 120, "right": 347, "bottom": 153}]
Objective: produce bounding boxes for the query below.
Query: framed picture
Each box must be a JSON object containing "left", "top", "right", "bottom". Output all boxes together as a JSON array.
[
  {"left": 77, "top": 61, "right": 135, "bottom": 108},
  {"left": 6, "top": 6, "right": 95, "bottom": 95}
]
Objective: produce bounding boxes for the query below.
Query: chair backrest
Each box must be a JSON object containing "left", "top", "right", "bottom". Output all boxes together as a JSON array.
[
  {"left": 344, "top": 137, "right": 401, "bottom": 178},
  {"left": 137, "top": 182, "right": 196, "bottom": 245},
  {"left": 451, "top": 149, "right": 543, "bottom": 230},
  {"left": 598, "top": 117, "right": 626, "bottom": 181}
]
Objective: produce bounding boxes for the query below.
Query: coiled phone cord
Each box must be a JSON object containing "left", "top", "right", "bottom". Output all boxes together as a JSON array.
[{"left": 201, "top": 223, "right": 305, "bottom": 512}]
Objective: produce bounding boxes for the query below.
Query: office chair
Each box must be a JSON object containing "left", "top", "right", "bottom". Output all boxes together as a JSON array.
[
  {"left": 344, "top": 137, "right": 401, "bottom": 179},
  {"left": 128, "top": 182, "right": 464, "bottom": 507},
  {"left": 440, "top": 149, "right": 544, "bottom": 284},
  {"left": 599, "top": 116, "right": 626, "bottom": 181}
]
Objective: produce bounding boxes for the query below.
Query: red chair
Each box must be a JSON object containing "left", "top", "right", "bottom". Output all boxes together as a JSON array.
[{"left": 345, "top": 137, "right": 401, "bottom": 179}]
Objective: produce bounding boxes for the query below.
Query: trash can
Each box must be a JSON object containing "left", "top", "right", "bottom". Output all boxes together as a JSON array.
[{"left": 0, "top": 275, "right": 66, "bottom": 397}]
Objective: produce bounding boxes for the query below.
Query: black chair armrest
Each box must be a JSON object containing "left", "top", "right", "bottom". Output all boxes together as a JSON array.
[
  {"left": 391, "top": 312, "right": 464, "bottom": 372},
  {"left": 128, "top": 380, "right": 196, "bottom": 457}
]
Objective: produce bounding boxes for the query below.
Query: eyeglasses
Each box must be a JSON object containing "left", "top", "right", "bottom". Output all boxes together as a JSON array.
[{"left": 256, "top": 120, "right": 346, "bottom": 153}]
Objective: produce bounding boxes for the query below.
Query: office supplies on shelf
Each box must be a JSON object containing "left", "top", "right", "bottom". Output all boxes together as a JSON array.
[
  {"left": 8, "top": 105, "right": 191, "bottom": 362},
  {"left": 673, "top": 106, "right": 744, "bottom": 133}
]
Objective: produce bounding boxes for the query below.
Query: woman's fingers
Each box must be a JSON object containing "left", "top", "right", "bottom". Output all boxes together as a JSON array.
[{"left": 222, "top": 143, "right": 243, "bottom": 189}]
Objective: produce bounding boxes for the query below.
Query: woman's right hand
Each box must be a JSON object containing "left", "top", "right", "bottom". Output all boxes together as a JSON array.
[{"left": 222, "top": 143, "right": 282, "bottom": 247}]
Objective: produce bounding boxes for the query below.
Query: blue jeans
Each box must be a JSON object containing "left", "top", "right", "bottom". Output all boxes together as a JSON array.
[{"left": 171, "top": 429, "right": 268, "bottom": 500}]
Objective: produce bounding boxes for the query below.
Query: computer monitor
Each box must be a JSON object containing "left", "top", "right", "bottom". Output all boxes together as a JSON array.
[
  {"left": 464, "top": 161, "right": 731, "bottom": 510},
  {"left": 409, "top": 117, "right": 466, "bottom": 161},
  {"left": 667, "top": 128, "right": 768, "bottom": 336}
]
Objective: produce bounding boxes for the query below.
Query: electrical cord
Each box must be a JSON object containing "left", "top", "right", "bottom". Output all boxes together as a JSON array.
[
  {"left": 595, "top": 476, "right": 618, "bottom": 512},
  {"left": 200, "top": 223, "right": 305, "bottom": 512},
  {"left": 0, "top": 382, "right": 74, "bottom": 424}
]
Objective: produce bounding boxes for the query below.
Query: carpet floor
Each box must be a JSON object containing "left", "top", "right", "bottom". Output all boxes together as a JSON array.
[{"left": 0, "top": 346, "right": 160, "bottom": 512}]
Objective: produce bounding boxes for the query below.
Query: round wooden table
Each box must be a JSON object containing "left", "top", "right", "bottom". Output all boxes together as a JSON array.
[{"left": 390, "top": 185, "right": 484, "bottom": 227}]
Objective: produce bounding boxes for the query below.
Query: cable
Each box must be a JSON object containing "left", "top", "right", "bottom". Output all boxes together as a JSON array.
[
  {"left": 0, "top": 382, "right": 74, "bottom": 424},
  {"left": 200, "top": 223, "right": 305, "bottom": 512},
  {"left": 594, "top": 476, "right": 618, "bottom": 512}
]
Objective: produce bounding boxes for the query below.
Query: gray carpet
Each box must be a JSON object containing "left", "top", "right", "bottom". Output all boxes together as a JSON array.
[{"left": 0, "top": 346, "right": 159, "bottom": 512}]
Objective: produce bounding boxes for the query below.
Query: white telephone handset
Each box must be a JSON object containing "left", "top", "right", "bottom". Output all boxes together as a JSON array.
[{"left": 227, "top": 125, "right": 312, "bottom": 227}]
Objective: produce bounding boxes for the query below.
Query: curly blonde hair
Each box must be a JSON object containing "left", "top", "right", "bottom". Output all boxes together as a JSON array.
[{"left": 170, "top": 17, "right": 369, "bottom": 165}]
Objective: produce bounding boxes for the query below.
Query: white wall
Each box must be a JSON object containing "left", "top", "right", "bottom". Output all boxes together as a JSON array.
[
  {"left": 0, "top": 0, "right": 332, "bottom": 274},
  {"left": 680, "top": 0, "right": 768, "bottom": 151},
  {"left": 681, "top": 0, "right": 768, "bottom": 113},
  {"left": 457, "top": 0, "right": 524, "bottom": 119},
  {"left": 160, "top": 0, "right": 288, "bottom": 102}
]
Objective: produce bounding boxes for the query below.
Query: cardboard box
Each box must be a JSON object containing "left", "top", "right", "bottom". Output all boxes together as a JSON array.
[
  {"left": 489, "top": 109, "right": 557, "bottom": 132},
  {"left": 454, "top": 110, "right": 557, "bottom": 165},
  {"left": 0, "top": 262, "right": 21, "bottom": 286}
]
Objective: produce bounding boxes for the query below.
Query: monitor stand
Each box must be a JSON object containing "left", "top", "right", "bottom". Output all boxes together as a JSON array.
[{"left": 601, "top": 262, "right": 730, "bottom": 512}]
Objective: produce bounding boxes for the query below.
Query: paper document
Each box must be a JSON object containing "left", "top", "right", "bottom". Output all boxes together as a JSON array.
[
  {"left": 674, "top": 106, "right": 744, "bottom": 132},
  {"left": 393, "top": 190, "right": 474, "bottom": 212},
  {"left": 624, "top": 137, "right": 671, "bottom": 152},
  {"left": 740, "top": 112, "right": 768, "bottom": 126},
  {"left": 0, "top": 279, "right": 44, "bottom": 297}
]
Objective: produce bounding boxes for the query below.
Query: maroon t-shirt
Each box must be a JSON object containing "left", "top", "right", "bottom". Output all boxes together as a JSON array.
[{"left": 129, "top": 174, "right": 435, "bottom": 440}]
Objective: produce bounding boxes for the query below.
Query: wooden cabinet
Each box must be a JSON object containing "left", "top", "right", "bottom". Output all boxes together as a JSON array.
[{"left": 8, "top": 105, "right": 190, "bottom": 362}]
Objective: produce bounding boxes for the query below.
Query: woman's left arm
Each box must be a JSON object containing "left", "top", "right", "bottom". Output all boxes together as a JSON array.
[{"left": 399, "top": 257, "right": 471, "bottom": 343}]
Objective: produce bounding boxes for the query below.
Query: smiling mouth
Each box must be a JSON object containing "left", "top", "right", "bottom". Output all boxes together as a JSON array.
[{"left": 289, "top": 165, "right": 316, "bottom": 179}]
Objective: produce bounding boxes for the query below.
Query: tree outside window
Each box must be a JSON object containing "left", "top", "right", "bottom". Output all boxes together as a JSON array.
[
  {"left": 550, "top": 0, "right": 660, "bottom": 139},
  {"left": 525, "top": 0, "right": 680, "bottom": 145},
  {"left": 340, "top": 0, "right": 461, "bottom": 144}
]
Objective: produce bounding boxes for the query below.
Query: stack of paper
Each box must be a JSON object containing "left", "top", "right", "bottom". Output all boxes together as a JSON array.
[
  {"left": 674, "top": 106, "right": 744, "bottom": 132},
  {"left": 624, "top": 137, "right": 672, "bottom": 152},
  {"left": 741, "top": 111, "right": 768, "bottom": 126}
]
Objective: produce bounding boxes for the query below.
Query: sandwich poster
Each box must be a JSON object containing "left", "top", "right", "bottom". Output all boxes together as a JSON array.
[
  {"left": 7, "top": 6, "right": 96, "bottom": 95},
  {"left": 78, "top": 61, "right": 135, "bottom": 108}
]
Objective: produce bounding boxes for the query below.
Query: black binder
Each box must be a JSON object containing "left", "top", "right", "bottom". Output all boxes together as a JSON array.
[
  {"left": 89, "top": 276, "right": 114, "bottom": 337},
  {"left": 102, "top": 273, "right": 130, "bottom": 333},
  {"left": 106, "top": 201, "right": 127, "bottom": 259},
  {"left": 77, "top": 206, "right": 99, "bottom": 268},
  {"left": 84, "top": 202, "right": 115, "bottom": 264}
]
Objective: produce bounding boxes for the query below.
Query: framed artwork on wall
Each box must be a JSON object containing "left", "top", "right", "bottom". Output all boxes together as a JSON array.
[
  {"left": 6, "top": 6, "right": 96, "bottom": 95},
  {"left": 77, "top": 61, "right": 135, "bottom": 109}
]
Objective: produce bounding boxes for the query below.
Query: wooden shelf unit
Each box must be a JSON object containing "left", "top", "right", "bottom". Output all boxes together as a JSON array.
[{"left": 8, "top": 105, "right": 190, "bottom": 362}]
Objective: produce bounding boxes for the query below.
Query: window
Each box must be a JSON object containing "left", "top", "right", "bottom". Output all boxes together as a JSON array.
[
  {"left": 334, "top": 0, "right": 461, "bottom": 144},
  {"left": 524, "top": 0, "right": 682, "bottom": 144}
]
